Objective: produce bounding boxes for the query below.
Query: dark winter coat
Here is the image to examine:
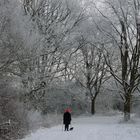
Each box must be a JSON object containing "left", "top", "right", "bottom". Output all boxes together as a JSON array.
[{"left": 63, "top": 112, "right": 71, "bottom": 125}]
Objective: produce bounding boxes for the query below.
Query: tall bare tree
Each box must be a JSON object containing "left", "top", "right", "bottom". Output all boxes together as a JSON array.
[
  {"left": 66, "top": 35, "right": 108, "bottom": 114},
  {"left": 21, "top": 0, "right": 85, "bottom": 110},
  {"left": 96, "top": 0, "right": 140, "bottom": 121}
]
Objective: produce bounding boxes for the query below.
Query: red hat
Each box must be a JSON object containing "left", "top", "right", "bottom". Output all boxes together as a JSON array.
[{"left": 65, "top": 108, "right": 72, "bottom": 113}]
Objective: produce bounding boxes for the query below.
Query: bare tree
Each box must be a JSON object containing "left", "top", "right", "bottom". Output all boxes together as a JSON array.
[
  {"left": 96, "top": 0, "right": 140, "bottom": 121},
  {"left": 21, "top": 0, "right": 85, "bottom": 111},
  {"left": 66, "top": 35, "right": 108, "bottom": 115}
]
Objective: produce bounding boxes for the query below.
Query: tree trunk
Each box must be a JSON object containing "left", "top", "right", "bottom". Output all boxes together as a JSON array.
[
  {"left": 124, "top": 94, "right": 131, "bottom": 121},
  {"left": 91, "top": 99, "right": 95, "bottom": 115}
]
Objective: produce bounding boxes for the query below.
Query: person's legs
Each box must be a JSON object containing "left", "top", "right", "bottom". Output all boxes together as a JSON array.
[
  {"left": 65, "top": 124, "right": 69, "bottom": 131},
  {"left": 65, "top": 124, "right": 68, "bottom": 131},
  {"left": 67, "top": 124, "right": 69, "bottom": 131}
]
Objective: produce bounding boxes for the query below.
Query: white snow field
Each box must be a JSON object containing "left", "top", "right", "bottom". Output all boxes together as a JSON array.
[{"left": 21, "top": 115, "right": 140, "bottom": 140}]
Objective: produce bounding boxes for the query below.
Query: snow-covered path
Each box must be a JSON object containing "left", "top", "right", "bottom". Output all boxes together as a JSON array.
[{"left": 22, "top": 115, "right": 140, "bottom": 140}]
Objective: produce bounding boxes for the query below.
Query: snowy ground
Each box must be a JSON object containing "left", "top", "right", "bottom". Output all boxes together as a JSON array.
[{"left": 21, "top": 115, "right": 140, "bottom": 140}]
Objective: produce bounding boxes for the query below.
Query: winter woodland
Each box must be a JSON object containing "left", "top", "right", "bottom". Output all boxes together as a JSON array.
[{"left": 1, "top": 0, "right": 140, "bottom": 139}]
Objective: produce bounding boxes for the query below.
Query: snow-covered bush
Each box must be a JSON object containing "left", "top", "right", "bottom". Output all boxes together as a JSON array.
[
  {"left": 27, "top": 111, "right": 62, "bottom": 131},
  {"left": 0, "top": 77, "right": 29, "bottom": 139}
]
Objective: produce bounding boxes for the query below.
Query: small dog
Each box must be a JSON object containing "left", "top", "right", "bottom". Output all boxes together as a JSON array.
[{"left": 69, "top": 127, "right": 74, "bottom": 131}]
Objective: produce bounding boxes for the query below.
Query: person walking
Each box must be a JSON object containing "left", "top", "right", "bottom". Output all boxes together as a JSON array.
[{"left": 63, "top": 109, "right": 71, "bottom": 131}]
